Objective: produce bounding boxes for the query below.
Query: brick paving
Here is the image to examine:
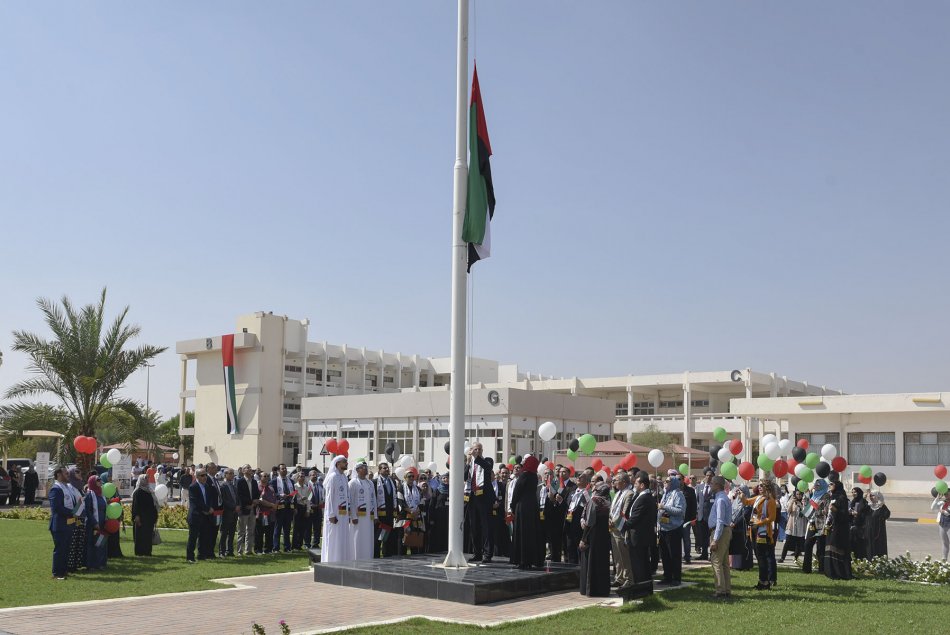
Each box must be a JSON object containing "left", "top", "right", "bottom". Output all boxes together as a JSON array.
[{"left": 0, "top": 569, "right": 613, "bottom": 635}]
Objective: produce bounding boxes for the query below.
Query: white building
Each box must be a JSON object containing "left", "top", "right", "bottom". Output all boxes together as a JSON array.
[
  {"left": 730, "top": 393, "right": 950, "bottom": 494},
  {"left": 175, "top": 313, "right": 841, "bottom": 471}
]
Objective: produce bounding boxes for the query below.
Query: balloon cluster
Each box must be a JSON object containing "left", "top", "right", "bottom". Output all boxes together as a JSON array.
[
  {"left": 72, "top": 436, "right": 97, "bottom": 455},
  {"left": 566, "top": 433, "right": 597, "bottom": 462},
  {"left": 934, "top": 465, "right": 948, "bottom": 496},
  {"left": 325, "top": 438, "right": 350, "bottom": 458},
  {"left": 100, "top": 448, "right": 123, "bottom": 469}
]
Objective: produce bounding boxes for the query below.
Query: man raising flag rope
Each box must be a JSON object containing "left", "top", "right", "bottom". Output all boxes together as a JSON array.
[{"left": 462, "top": 65, "right": 495, "bottom": 271}]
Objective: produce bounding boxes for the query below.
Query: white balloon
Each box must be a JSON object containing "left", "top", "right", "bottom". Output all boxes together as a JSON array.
[
  {"left": 398, "top": 455, "right": 414, "bottom": 468},
  {"left": 428, "top": 461, "right": 439, "bottom": 473},
  {"left": 761, "top": 434, "right": 777, "bottom": 448},
  {"left": 794, "top": 462, "right": 808, "bottom": 478},
  {"left": 820, "top": 443, "right": 837, "bottom": 461},
  {"left": 764, "top": 442, "right": 781, "bottom": 461},
  {"left": 172, "top": 452, "right": 180, "bottom": 460},
  {"left": 717, "top": 447, "right": 733, "bottom": 463},
  {"left": 106, "top": 448, "right": 122, "bottom": 465},
  {"left": 538, "top": 421, "right": 557, "bottom": 442},
  {"left": 154, "top": 484, "right": 168, "bottom": 501},
  {"left": 394, "top": 466, "right": 407, "bottom": 480},
  {"left": 778, "top": 439, "right": 794, "bottom": 456},
  {"left": 648, "top": 449, "right": 664, "bottom": 468}
]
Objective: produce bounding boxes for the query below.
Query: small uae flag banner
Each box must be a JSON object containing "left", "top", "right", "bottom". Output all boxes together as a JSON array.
[
  {"left": 222, "top": 334, "right": 239, "bottom": 435},
  {"left": 461, "top": 65, "right": 495, "bottom": 271}
]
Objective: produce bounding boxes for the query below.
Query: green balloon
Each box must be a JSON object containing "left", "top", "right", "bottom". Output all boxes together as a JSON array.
[
  {"left": 720, "top": 462, "right": 738, "bottom": 480},
  {"left": 678, "top": 463, "right": 690, "bottom": 476},
  {"left": 102, "top": 482, "right": 117, "bottom": 499},
  {"left": 713, "top": 427, "right": 728, "bottom": 444},
  {"left": 804, "top": 453, "right": 820, "bottom": 469},
  {"left": 508, "top": 455, "right": 517, "bottom": 465},
  {"left": 797, "top": 479, "right": 809, "bottom": 493},
  {"left": 578, "top": 434, "right": 597, "bottom": 456},
  {"left": 860, "top": 465, "right": 873, "bottom": 478},
  {"left": 99, "top": 455, "right": 112, "bottom": 469},
  {"left": 757, "top": 454, "right": 774, "bottom": 472},
  {"left": 105, "top": 502, "right": 123, "bottom": 520},
  {"left": 566, "top": 449, "right": 578, "bottom": 462},
  {"left": 935, "top": 480, "right": 949, "bottom": 495},
  {"left": 799, "top": 467, "right": 814, "bottom": 482}
]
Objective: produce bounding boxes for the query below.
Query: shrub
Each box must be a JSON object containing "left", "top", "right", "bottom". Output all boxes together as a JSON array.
[
  {"left": 852, "top": 552, "right": 950, "bottom": 585},
  {"left": 1, "top": 503, "right": 189, "bottom": 529}
]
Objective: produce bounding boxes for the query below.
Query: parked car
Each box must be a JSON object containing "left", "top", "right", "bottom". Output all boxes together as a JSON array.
[{"left": 0, "top": 466, "right": 10, "bottom": 505}]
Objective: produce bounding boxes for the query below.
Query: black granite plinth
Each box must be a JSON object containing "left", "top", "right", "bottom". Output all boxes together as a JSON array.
[{"left": 313, "top": 553, "right": 579, "bottom": 604}]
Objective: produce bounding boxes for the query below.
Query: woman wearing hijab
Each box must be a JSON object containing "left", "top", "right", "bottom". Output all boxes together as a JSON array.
[
  {"left": 657, "top": 476, "right": 686, "bottom": 586},
  {"left": 932, "top": 490, "right": 950, "bottom": 561},
  {"left": 84, "top": 474, "right": 108, "bottom": 570},
  {"left": 578, "top": 482, "right": 612, "bottom": 597},
  {"left": 744, "top": 480, "right": 777, "bottom": 590},
  {"left": 824, "top": 480, "right": 853, "bottom": 580},
  {"left": 780, "top": 489, "right": 807, "bottom": 563},
  {"left": 132, "top": 474, "right": 160, "bottom": 556},
  {"left": 849, "top": 486, "right": 870, "bottom": 560},
  {"left": 865, "top": 491, "right": 890, "bottom": 559},
  {"left": 101, "top": 473, "right": 124, "bottom": 559},
  {"left": 428, "top": 472, "right": 450, "bottom": 552},
  {"left": 66, "top": 474, "right": 88, "bottom": 573},
  {"left": 509, "top": 455, "right": 543, "bottom": 569}
]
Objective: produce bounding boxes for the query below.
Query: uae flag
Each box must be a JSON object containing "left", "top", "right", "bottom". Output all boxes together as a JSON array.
[
  {"left": 222, "top": 334, "right": 239, "bottom": 435},
  {"left": 462, "top": 65, "right": 495, "bottom": 271}
]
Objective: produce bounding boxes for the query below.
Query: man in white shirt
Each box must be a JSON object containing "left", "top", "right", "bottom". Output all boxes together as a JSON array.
[
  {"left": 322, "top": 456, "right": 354, "bottom": 563},
  {"left": 348, "top": 461, "right": 377, "bottom": 560},
  {"left": 608, "top": 472, "right": 633, "bottom": 587}
]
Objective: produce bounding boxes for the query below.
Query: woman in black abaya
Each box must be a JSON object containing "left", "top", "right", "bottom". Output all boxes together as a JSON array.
[
  {"left": 509, "top": 456, "right": 543, "bottom": 569},
  {"left": 578, "top": 482, "right": 612, "bottom": 597},
  {"left": 866, "top": 491, "right": 890, "bottom": 559},
  {"left": 824, "top": 480, "right": 853, "bottom": 580}
]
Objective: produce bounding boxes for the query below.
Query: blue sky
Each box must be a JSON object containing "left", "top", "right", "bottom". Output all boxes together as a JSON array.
[{"left": 2, "top": 1, "right": 949, "bottom": 419}]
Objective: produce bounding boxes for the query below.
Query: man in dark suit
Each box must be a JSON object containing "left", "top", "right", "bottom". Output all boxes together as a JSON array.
[
  {"left": 564, "top": 471, "right": 591, "bottom": 564},
  {"left": 48, "top": 467, "right": 77, "bottom": 579},
  {"left": 622, "top": 471, "right": 657, "bottom": 588},
  {"left": 373, "top": 462, "right": 399, "bottom": 557},
  {"left": 681, "top": 477, "right": 697, "bottom": 564},
  {"left": 219, "top": 468, "right": 240, "bottom": 557},
  {"left": 464, "top": 442, "right": 495, "bottom": 563},
  {"left": 236, "top": 465, "right": 260, "bottom": 555},
  {"left": 187, "top": 468, "right": 213, "bottom": 562},
  {"left": 205, "top": 462, "right": 223, "bottom": 556},
  {"left": 271, "top": 463, "right": 296, "bottom": 553}
]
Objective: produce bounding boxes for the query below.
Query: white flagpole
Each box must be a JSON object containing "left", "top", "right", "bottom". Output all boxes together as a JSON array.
[{"left": 443, "top": 0, "right": 470, "bottom": 569}]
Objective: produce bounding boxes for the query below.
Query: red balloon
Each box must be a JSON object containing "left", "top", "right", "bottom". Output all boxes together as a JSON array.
[
  {"left": 772, "top": 459, "right": 789, "bottom": 478},
  {"left": 738, "top": 461, "right": 755, "bottom": 480},
  {"left": 73, "top": 436, "right": 86, "bottom": 452},
  {"left": 104, "top": 519, "right": 120, "bottom": 534},
  {"left": 729, "top": 439, "right": 743, "bottom": 456},
  {"left": 338, "top": 439, "right": 350, "bottom": 454},
  {"left": 831, "top": 456, "right": 848, "bottom": 473},
  {"left": 568, "top": 465, "right": 575, "bottom": 477},
  {"left": 82, "top": 437, "right": 97, "bottom": 454},
  {"left": 626, "top": 453, "right": 638, "bottom": 468},
  {"left": 603, "top": 466, "right": 612, "bottom": 477},
  {"left": 591, "top": 458, "right": 604, "bottom": 472},
  {"left": 935, "top": 465, "right": 948, "bottom": 479},
  {"left": 797, "top": 439, "right": 809, "bottom": 450},
  {"left": 544, "top": 461, "right": 555, "bottom": 471},
  {"left": 859, "top": 474, "right": 872, "bottom": 485},
  {"left": 325, "top": 438, "right": 338, "bottom": 454},
  {"left": 341, "top": 450, "right": 349, "bottom": 458},
  {"left": 787, "top": 458, "right": 798, "bottom": 473}
]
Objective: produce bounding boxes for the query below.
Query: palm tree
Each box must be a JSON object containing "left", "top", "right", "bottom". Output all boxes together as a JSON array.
[{"left": 5, "top": 288, "right": 166, "bottom": 471}]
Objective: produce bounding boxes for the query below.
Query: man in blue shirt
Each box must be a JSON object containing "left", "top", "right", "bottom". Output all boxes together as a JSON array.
[
  {"left": 707, "top": 476, "right": 733, "bottom": 598},
  {"left": 656, "top": 476, "right": 685, "bottom": 585}
]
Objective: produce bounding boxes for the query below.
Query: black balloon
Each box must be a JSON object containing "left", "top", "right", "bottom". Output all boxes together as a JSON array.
[
  {"left": 569, "top": 438, "right": 580, "bottom": 452},
  {"left": 932, "top": 487, "right": 940, "bottom": 498},
  {"left": 444, "top": 441, "right": 451, "bottom": 454},
  {"left": 709, "top": 445, "right": 722, "bottom": 460},
  {"left": 829, "top": 471, "right": 840, "bottom": 483},
  {"left": 542, "top": 457, "right": 549, "bottom": 464},
  {"left": 515, "top": 455, "right": 523, "bottom": 465},
  {"left": 709, "top": 459, "right": 719, "bottom": 469},
  {"left": 873, "top": 472, "right": 887, "bottom": 487},
  {"left": 384, "top": 441, "right": 396, "bottom": 462},
  {"left": 791, "top": 476, "right": 801, "bottom": 487},
  {"left": 815, "top": 462, "right": 831, "bottom": 478},
  {"left": 792, "top": 447, "right": 807, "bottom": 462}
]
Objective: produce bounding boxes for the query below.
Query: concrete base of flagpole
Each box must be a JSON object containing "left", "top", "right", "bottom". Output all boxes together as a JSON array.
[{"left": 439, "top": 550, "right": 470, "bottom": 568}]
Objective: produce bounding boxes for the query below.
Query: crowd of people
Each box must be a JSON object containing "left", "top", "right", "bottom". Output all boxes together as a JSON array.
[{"left": 46, "top": 448, "right": 950, "bottom": 594}]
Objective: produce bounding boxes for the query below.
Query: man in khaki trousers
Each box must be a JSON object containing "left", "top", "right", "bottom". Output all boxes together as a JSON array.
[
  {"left": 608, "top": 473, "right": 633, "bottom": 587},
  {"left": 708, "top": 476, "right": 732, "bottom": 598}
]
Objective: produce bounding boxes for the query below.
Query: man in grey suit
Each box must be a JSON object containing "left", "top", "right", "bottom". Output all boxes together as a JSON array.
[{"left": 219, "top": 468, "right": 240, "bottom": 557}]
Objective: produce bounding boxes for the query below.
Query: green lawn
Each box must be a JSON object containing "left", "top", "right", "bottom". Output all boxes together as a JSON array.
[
  {"left": 0, "top": 518, "right": 310, "bottom": 608},
  {"left": 340, "top": 567, "right": 950, "bottom": 634}
]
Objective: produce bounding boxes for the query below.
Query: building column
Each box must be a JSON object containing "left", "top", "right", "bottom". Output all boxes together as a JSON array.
[
  {"left": 682, "top": 373, "right": 692, "bottom": 449},
  {"left": 626, "top": 387, "right": 634, "bottom": 418},
  {"left": 373, "top": 418, "right": 380, "bottom": 465},
  {"left": 361, "top": 347, "right": 367, "bottom": 394},
  {"left": 341, "top": 345, "right": 348, "bottom": 395},
  {"left": 413, "top": 356, "right": 421, "bottom": 388},
  {"left": 322, "top": 343, "right": 329, "bottom": 397},
  {"left": 653, "top": 391, "right": 660, "bottom": 416},
  {"left": 178, "top": 355, "right": 188, "bottom": 466},
  {"left": 740, "top": 417, "right": 750, "bottom": 463},
  {"left": 412, "top": 417, "right": 420, "bottom": 461},
  {"left": 396, "top": 356, "right": 403, "bottom": 391}
]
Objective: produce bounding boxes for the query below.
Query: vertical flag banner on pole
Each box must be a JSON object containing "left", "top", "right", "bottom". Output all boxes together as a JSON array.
[
  {"left": 462, "top": 64, "right": 495, "bottom": 271},
  {"left": 222, "top": 334, "right": 238, "bottom": 435}
]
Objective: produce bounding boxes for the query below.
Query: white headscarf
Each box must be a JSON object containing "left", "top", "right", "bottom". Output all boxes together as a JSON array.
[
  {"left": 134, "top": 474, "right": 161, "bottom": 513},
  {"left": 331, "top": 455, "right": 347, "bottom": 473}
]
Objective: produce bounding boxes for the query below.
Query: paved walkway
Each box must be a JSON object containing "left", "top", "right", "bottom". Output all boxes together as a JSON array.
[{"left": 0, "top": 569, "right": 617, "bottom": 635}]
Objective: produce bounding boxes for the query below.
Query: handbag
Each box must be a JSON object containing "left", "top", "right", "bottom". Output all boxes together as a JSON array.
[
  {"left": 152, "top": 529, "right": 162, "bottom": 545},
  {"left": 402, "top": 530, "right": 424, "bottom": 549}
]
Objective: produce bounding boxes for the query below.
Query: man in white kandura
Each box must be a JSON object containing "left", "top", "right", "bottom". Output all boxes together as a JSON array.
[
  {"left": 348, "top": 460, "right": 378, "bottom": 560},
  {"left": 322, "top": 455, "right": 353, "bottom": 563}
]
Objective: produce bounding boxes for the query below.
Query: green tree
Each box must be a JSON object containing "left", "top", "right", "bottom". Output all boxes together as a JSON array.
[
  {"left": 159, "top": 412, "right": 194, "bottom": 460},
  {"left": 629, "top": 423, "right": 678, "bottom": 450},
  {"left": 4, "top": 288, "right": 166, "bottom": 471}
]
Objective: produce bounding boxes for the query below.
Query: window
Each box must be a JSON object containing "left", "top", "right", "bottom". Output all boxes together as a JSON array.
[
  {"left": 283, "top": 403, "right": 301, "bottom": 411},
  {"left": 284, "top": 364, "right": 302, "bottom": 373},
  {"left": 659, "top": 400, "right": 683, "bottom": 409},
  {"left": 383, "top": 376, "right": 394, "bottom": 384},
  {"left": 366, "top": 375, "right": 378, "bottom": 387},
  {"left": 904, "top": 432, "right": 950, "bottom": 465},
  {"left": 691, "top": 439, "right": 710, "bottom": 453},
  {"left": 306, "top": 367, "right": 323, "bottom": 380},
  {"left": 690, "top": 399, "right": 709, "bottom": 408},
  {"left": 615, "top": 402, "right": 628, "bottom": 416},
  {"left": 796, "top": 433, "right": 840, "bottom": 455},
  {"left": 633, "top": 401, "right": 655, "bottom": 415},
  {"left": 848, "top": 432, "right": 895, "bottom": 466}
]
